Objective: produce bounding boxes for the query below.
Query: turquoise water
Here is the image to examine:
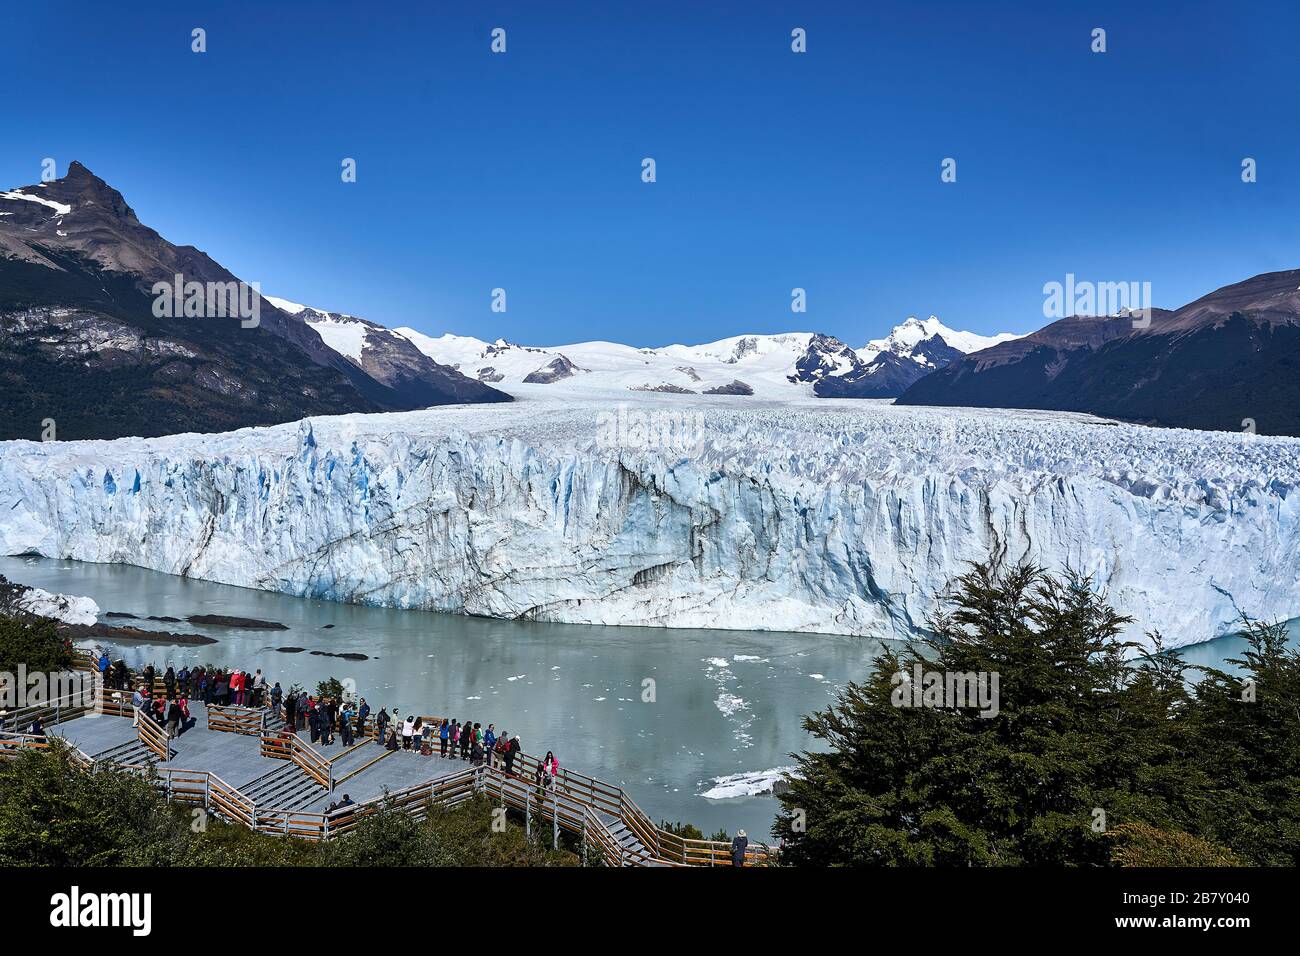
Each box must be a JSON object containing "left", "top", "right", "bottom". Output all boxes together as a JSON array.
[
  {"left": 4, "top": 554, "right": 1290, "bottom": 841},
  {"left": 1, "top": 555, "right": 872, "bottom": 841}
]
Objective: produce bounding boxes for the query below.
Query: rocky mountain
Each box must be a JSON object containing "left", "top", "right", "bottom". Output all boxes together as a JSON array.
[
  {"left": 264, "top": 297, "right": 508, "bottom": 407},
  {"left": 896, "top": 269, "right": 1300, "bottom": 436},
  {"left": 0, "top": 162, "right": 507, "bottom": 440},
  {"left": 814, "top": 317, "right": 1023, "bottom": 399}
]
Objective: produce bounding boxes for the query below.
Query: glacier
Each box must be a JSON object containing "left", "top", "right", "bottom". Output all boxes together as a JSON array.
[{"left": 0, "top": 392, "right": 1297, "bottom": 650}]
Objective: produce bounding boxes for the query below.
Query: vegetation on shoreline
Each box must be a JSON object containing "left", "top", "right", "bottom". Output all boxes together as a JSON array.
[
  {"left": 774, "top": 562, "right": 1300, "bottom": 867},
  {"left": 0, "top": 742, "right": 578, "bottom": 867}
]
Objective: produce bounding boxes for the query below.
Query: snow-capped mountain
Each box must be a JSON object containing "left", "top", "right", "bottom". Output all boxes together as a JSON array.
[
  {"left": 860, "top": 315, "right": 1022, "bottom": 366},
  {"left": 394, "top": 328, "right": 834, "bottom": 397},
  {"left": 391, "top": 321, "right": 1020, "bottom": 401},
  {"left": 263, "top": 297, "right": 508, "bottom": 408},
  {"left": 807, "top": 315, "right": 1025, "bottom": 400}
]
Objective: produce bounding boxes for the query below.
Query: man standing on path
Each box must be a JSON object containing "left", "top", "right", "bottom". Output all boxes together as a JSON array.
[{"left": 731, "top": 830, "right": 748, "bottom": 867}]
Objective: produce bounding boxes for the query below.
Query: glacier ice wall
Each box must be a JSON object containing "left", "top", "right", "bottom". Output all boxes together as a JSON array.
[{"left": 0, "top": 399, "right": 1296, "bottom": 648}]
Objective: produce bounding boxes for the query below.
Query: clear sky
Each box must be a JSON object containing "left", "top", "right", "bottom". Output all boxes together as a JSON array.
[{"left": 4, "top": 0, "right": 1296, "bottom": 347}]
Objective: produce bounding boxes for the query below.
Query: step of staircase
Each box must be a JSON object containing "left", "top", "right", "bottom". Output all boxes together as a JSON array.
[
  {"left": 240, "top": 762, "right": 327, "bottom": 810},
  {"left": 92, "top": 738, "right": 155, "bottom": 766}
]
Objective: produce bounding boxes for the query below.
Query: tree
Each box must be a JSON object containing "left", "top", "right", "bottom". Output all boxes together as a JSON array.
[
  {"left": 1185, "top": 618, "right": 1300, "bottom": 866},
  {"left": 771, "top": 560, "right": 1272, "bottom": 866},
  {"left": 0, "top": 611, "right": 71, "bottom": 676}
]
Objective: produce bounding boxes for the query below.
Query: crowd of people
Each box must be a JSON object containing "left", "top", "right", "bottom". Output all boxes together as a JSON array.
[
  {"left": 98, "top": 650, "right": 279, "bottom": 742},
  {"left": 277, "top": 694, "right": 563, "bottom": 791},
  {"left": 99, "top": 651, "right": 272, "bottom": 709},
  {"left": 96, "top": 649, "right": 569, "bottom": 792}
]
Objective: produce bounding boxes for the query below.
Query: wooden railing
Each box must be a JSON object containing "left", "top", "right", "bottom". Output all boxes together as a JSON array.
[
  {"left": 207, "top": 703, "right": 265, "bottom": 736},
  {"left": 0, "top": 732, "right": 50, "bottom": 758},
  {"left": 259, "top": 732, "right": 295, "bottom": 760},
  {"left": 137, "top": 710, "right": 171, "bottom": 761},
  {"left": 289, "top": 735, "right": 332, "bottom": 791}
]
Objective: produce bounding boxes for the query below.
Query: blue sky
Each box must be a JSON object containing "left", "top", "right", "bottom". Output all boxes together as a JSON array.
[{"left": 4, "top": 0, "right": 1296, "bottom": 346}]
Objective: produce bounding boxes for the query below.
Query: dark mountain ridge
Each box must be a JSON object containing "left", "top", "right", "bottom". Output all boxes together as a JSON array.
[
  {"left": 896, "top": 269, "right": 1300, "bottom": 436},
  {"left": 0, "top": 162, "right": 507, "bottom": 441}
]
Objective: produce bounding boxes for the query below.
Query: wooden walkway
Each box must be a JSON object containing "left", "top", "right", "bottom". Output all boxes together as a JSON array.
[{"left": 1, "top": 655, "right": 774, "bottom": 867}]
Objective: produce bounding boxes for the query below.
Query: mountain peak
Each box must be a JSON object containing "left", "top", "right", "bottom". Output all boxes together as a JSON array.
[
  {"left": 861, "top": 315, "right": 1022, "bottom": 360},
  {"left": 32, "top": 160, "right": 141, "bottom": 225}
]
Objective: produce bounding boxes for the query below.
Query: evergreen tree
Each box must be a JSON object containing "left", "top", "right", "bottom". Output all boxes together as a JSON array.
[{"left": 773, "top": 561, "right": 1294, "bottom": 866}]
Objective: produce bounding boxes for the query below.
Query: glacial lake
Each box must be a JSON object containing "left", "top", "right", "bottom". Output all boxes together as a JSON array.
[{"left": 3, "top": 554, "right": 1291, "bottom": 841}]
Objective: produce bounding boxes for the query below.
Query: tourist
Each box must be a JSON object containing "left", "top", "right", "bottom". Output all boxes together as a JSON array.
[
  {"left": 252, "top": 669, "right": 266, "bottom": 707},
  {"left": 284, "top": 690, "right": 297, "bottom": 733},
  {"left": 270, "top": 682, "right": 282, "bottom": 714},
  {"left": 177, "top": 696, "right": 191, "bottom": 735},
  {"left": 28, "top": 715, "right": 45, "bottom": 741},
  {"left": 320, "top": 701, "right": 335, "bottom": 746},
  {"left": 411, "top": 716, "right": 423, "bottom": 752},
  {"left": 402, "top": 715, "right": 415, "bottom": 750},
  {"left": 495, "top": 732, "right": 510, "bottom": 770},
  {"left": 177, "top": 664, "right": 190, "bottom": 697},
  {"left": 460, "top": 721, "right": 472, "bottom": 760},
  {"left": 131, "top": 685, "right": 146, "bottom": 727},
  {"left": 542, "top": 750, "right": 560, "bottom": 790},
  {"left": 375, "top": 707, "right": 390, "bottom": 746},
  {"left": 214, "top": 671, "right": 228, "bottom": 706},
  {"left": 356, "top": 697, "right": 370, "bottom": 738},
  {"left": 96, "top": 649, "right": 110, "bottom": 675},
  {"left": 308, "top": 704, "right": 321, "bottom": 744},
  {"left": 385, "top": 729, "right": 399, "bottom": 751},
  {"left": 483, "top": 724, "right": 496, "bottom": 769},
  {"left": 165, "top": 698, "right": 182, "bottom": 739},
  {"left": 340, "top": 702, "right": 356, "bottom": 747},
  {"left": 504, "top": 735, "right": 520, "bottom": 775},
  {"left": 450, "top": 719, "right": 460, "bottom": 758},
  {"left": 731, "top": 830, "right": 748, "bottom": 867},
  {"left": 439, "top": 718, "right": 450, "bottom": 758},
  {"left": 163, "top": 665, "right": 176, "bottom": 700}
]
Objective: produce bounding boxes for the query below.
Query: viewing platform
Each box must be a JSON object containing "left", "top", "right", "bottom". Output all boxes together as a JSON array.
[{"left": 1, "top": 656, "right": 775, "bottom": 867}]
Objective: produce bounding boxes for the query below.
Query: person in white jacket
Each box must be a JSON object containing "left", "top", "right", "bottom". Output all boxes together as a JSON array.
[{"left": 402, "top": 716, "right": 415, "bottom": 750}]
